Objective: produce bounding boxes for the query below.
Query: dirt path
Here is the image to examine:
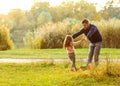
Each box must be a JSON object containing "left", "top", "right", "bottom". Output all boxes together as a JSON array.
[{"left": 0, "top": 58, "right": 120, "bottom": 63}]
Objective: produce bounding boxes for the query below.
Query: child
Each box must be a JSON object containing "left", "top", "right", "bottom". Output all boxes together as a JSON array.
[{"left": 63, "top": 35, "right": 84, "bottom": 71}]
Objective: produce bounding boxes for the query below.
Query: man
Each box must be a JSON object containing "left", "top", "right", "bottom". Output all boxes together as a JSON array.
[{"left": 72, "top": 19, "right": 102, "bottom": 67}]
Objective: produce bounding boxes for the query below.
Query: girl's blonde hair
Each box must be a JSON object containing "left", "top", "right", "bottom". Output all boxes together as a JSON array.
[{"left": 63, "top": 35, "right": 73, "bottom": 49}]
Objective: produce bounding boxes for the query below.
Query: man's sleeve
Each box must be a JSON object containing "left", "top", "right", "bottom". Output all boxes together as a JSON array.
[
  {"left": 87, "top": 26, "right": 97, "bottom": 39},
  {"left": 72, "top": 29, "right": 84, "bottom": 39}
]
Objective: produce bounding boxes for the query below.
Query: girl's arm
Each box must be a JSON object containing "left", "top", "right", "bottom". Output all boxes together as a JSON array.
[
  {"left": 73, "top": 37, "right": 85, "bottom": 46},
  {"left": 73, "top": 40, "right": 83, "bottom": 46}
]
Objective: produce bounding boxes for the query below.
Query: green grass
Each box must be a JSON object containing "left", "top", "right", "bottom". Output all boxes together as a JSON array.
[
  {"left": 0, "top": 62, "right": 120, "bottom": 86},
  {"left": 0, "top": 48, "right": 119, "bottom": 59}
]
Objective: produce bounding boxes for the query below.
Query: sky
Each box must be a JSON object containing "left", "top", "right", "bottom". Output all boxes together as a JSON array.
[{"left": 0, "top": 0, "right": 118, "bottom": 15}]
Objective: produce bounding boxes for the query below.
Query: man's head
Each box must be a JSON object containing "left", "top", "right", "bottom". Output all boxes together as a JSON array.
[{"left": 82, "top": 19, "right": 90, "bottom": 29}]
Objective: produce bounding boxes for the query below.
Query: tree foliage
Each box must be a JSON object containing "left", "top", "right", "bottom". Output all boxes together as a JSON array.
[{"left": 0, "top": 0, "right": 120, "bottom": 48}]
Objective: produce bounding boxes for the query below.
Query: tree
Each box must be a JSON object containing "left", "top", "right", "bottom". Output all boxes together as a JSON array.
[
  {"left": 37, "top": 11, "right": 52, "bottom": 27},
  {"left": 0, "top": 14, "right": 12, "bottom": 29},
  {"left": 8, "top": 9, "right": 25, "bottom": 29},
  {"left": 100, "top": 0, "right": 120, "bottom": 19},
  {"left": 50, "top": 0, "right": 97, "bottom": 22},
  {"left": 27, "top": 2, "right": 50, "bottom": 29},
  {"left": 73, "top": 0, "right": 97, "bottom": 20},
  {"left": 8, "top": 9, "right": 27, "bottom": 48}
]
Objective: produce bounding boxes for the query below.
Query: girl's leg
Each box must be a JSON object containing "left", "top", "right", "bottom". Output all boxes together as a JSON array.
[
  {"left": 69, "top": 53, "right": 77, "bottom": 71},
  {"left": 68, "top": 54, "right": 73, "bottom": 70},
  {"left": 72, "top": 55, "right": 77, "bottom": 70}
]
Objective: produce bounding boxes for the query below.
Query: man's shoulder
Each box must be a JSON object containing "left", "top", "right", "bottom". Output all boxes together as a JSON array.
[
  {"left": 90, "top": 24, "right": 96, "bottom": 27},
  {"left": 90, "top": 24, "right": 98, "bottom": 29}
]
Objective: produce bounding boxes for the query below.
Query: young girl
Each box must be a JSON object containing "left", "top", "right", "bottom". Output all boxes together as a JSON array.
[{"left": 63, "top": 35, "right": 84, "bottom": 71}]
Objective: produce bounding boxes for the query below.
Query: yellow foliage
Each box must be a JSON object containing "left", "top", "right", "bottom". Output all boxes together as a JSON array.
[{"left": 0, "top": 26, "right": 13, "bottom": 50}]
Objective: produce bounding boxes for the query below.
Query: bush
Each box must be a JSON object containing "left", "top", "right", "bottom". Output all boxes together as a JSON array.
[
  {"left": 24, "top": 21, "right": 85, "bottom": 49},
  {"left": 86, "top": 62, "right": 120, "bottom": 83},
  {"left": 94, "top": 19, "right": 120, "bottom": 48},
  {"left": 0, "top": 26, "right": 13, "bottom": 50},
  {"left": 24, "top": 19, "right": 120, "bottom": 49}
]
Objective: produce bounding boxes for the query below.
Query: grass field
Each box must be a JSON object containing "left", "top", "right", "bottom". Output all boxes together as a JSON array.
[
  {"left": 0, "top": 48, "right": 119, "bottom": 59},
  {"left": 0, "top": 62, "right": 120, "bottom": 86},
  {"left": 0, "top": 48, "right": 119, "bottom": 86}
]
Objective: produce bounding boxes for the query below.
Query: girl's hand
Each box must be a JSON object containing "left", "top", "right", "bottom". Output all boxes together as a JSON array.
[{"left": 81, "top": 36, "right": 88, "bottom": 41}]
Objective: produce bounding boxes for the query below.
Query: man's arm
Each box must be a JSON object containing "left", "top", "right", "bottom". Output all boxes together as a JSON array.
[
  {"left": 72, "top": 29, "right": 84, "bottom": 39},
  {"left": 87, "top": 26, "right": 97, "bottom": 39}
]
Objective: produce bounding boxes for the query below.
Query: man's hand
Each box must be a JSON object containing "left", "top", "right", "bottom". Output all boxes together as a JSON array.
[{"left": 84, "top": 37, "right": 88, "bottom": 41}]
